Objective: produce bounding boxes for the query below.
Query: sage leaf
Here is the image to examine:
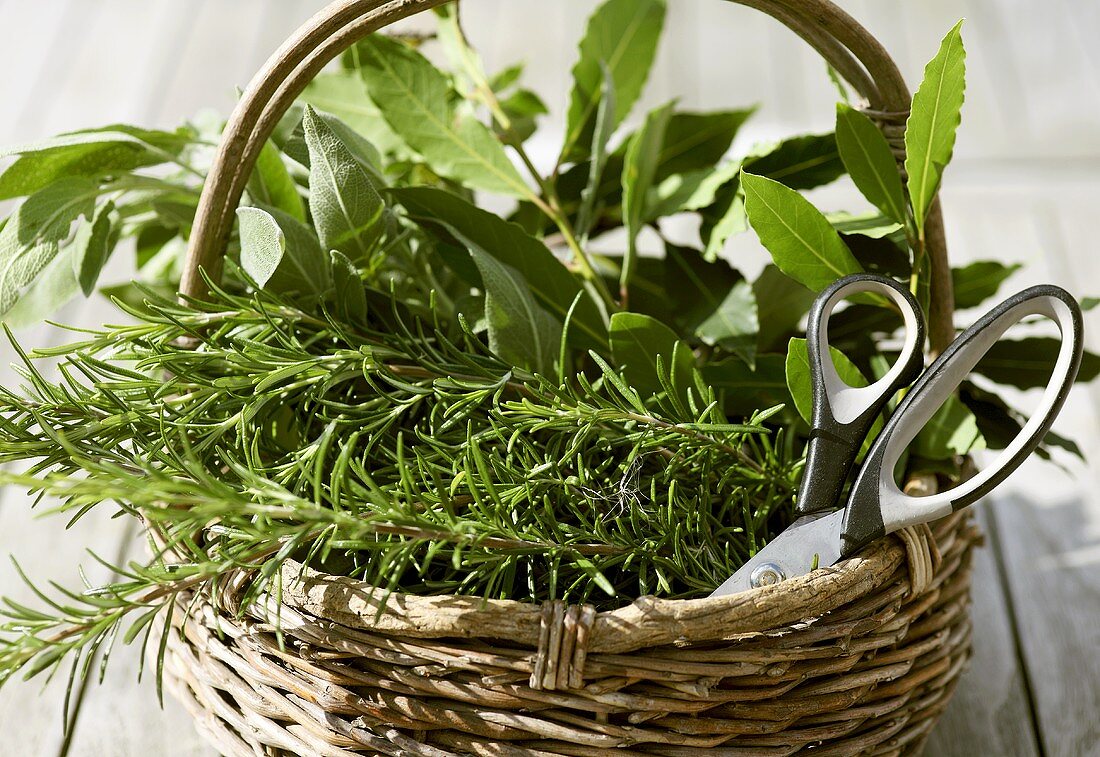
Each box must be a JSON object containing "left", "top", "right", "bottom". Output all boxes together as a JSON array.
[
  {"left": 786, "top": 337, "right": 881, "bottom": 452},
  {"left": 562, "top": 0, "right": 666, "bottom": 163},
  {"left": 975, "top": 338, "right": 1100, "bottom": 389},
  {"left": 913, "top": 394, "right": 985, "bottom": 459},
  {"left": 952, "top": 260, "right": 1021, "bottom": 308},
  {"left": 905, "top": 21, "right": 966, "bottom": 235},
  {"left": 0, "top": 125, "right": 190, "bottom": 201},
  {"left": 609, "top": 312, "right": 692, "bottom": 400},
  {"left": 0, "top": 177, "right": 98, "bottom": 316},
  {"left": 742, "top": 171, "right": 862, "bottom": 291},
  {"left": 248, "top": 141, "right": 305, "bottom": 222},
  {"left": 2, "top": 246, "right": 81, "bottom": 328},
  {"left": 355, "top": 36, "right": 530, "bottom": 198},
  {"left": 835, "top": 104, "right": 907, "bottom": 225},
  {"left": 666, "top": 245, "right": 758, "bottom": 366},
  {"left": 237, "top": 207, "right": 285, "bottom": 288},
  {"left": 329, "top": 251, "right": 367, "bottom": 325},
  {"left": 466, "top": 242, "right": 561, "bottom": 375},
  {"left": 72, "top": 201, "right": 116, "bottom": 297},
  {"left": 303, "top": 106, "right": 384, "bottom": 263},
  {"left": 262, "top": 207, "right": 330, "bottom": 297},
  {"left": 621, "top": 102, "right": 673, "bottom": 298},
  {"left": 391, "top": 187, "right": 608, "bottom": 352}
]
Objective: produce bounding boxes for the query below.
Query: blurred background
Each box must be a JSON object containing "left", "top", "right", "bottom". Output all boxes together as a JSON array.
[{"left": 0, "top": 1, "right": 1097, "bottom": 754}]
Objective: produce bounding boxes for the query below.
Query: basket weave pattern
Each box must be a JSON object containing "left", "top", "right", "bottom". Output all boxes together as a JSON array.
[
  {"left": 163, "top": 1, "right": 978, "bottom": 753},
  {"left": 165, "top": 515, "right": 979, "bottom": 755}
]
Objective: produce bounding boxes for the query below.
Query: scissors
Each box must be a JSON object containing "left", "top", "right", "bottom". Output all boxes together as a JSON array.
[{"left": 711, "top": 273, "right": 1084, "bottom": 597}]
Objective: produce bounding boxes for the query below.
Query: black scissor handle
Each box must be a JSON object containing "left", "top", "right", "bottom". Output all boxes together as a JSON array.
[
  {"left": 840, "top": 285, "right": 1085, "bottom": 556},
  {"left": 796, "top": 274, "right": 926, "bottom": 516}
]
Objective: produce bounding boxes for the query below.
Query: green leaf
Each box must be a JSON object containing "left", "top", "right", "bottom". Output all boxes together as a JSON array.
[
  {"left": 301, "top": 72, "right": 406, "bottom": 158},
  {"left": 261, "top": 207, "right": 330, "bottom": 297},
  {"left": 835, "top": 104, "right": 907, "bottom": 225},
  {"left": 960, "top": 381, "right": 1082, "bottom": 460},
  {"left": 576, "top": 64, "right": 616, "bottom": 239},
  {"left": 562, "top": 0, "right": 666, "bottom": 163},
  {"left": 0, "top": 126, "right": 190, "bottom": 201},
  {"left": 703, "top": 355, "right": 791, "bottom": 417},
  {"left": 609, "top": 312, "right": 692, "bottom": 400},
  {"left": 650, "top": 160, "right": 741, "bottom": 219},
  {"left": 905, "top": 21, "right": 966, "bottom": 234},
  {"left": 913, "top": 394, "right": 985, "bottom": 459},
  {"left": 303, "top": 106, "right": 384, "bottom": 263},
  {"left": 466, "top": 243, "right": 561, "bottom": 375},
  {"left": 390, "top": 187, "right": 608, "bottom": 352},
  {"left": 951, "top": 260, "right": 1021, "bottom": 309},
  {"left": 744, "top": 133, "right": 845, "bottom": 190},
  {"left": 697, "top": 133, "right": 842, "bottom": 260},
  {"left": 72, "top": 202, "right": 116, "bottom": 297},
  {"left": 698, "top": 181, "right": 747, "bottom": 262},
  {"left": 237, "top": 207, "right": 285, "bottom": 288},
  {"left": 0, "top": 177, "right": 99, "bottom": 317},
  {"left": 329, "top": 251, "right": 367, "bottom": 325},
  {"left": 3, "top": 246, "right": 81, "bottom": 328},
  {"left": 621, "top": 102, "right": 673, "bottom": 297},
  {"left": 975, "top": 338, "right": 1100, "bottom": 389},
  {"left": 828, "top": 211, "right": 904, "bottom": 239},
  {"left": 786, "top": 338, "right": 880, "bottom": 451},
  {"left": 1080, "top": 296, "right": 1099, "bottom": 311},
  {"left": 742, "top": 171, "right": 862, "bottom": 291},
  {"left": 650, "top": 109, "right": 754, "bottom": 182},
  {"left": 355, "top": 36, "right": 531, "bottom": 198},
  {"left": 666, "top": 245, "right": 758, "bottom": 366},
  {"left": 753, "top": 265, "right": 815, "bottom": 353},
  {"left": 248, "top": 141, "right": 305, "bottom": 222}
]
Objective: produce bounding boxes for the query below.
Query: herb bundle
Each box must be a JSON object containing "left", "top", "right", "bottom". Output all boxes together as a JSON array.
[{"left": 0, "top": 0, "right": 1095, "bottom": 697}]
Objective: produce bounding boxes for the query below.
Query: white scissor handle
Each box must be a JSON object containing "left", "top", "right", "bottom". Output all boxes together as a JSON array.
[{"left": 841, "top": 285, "right": 1084, "bottom": 556}]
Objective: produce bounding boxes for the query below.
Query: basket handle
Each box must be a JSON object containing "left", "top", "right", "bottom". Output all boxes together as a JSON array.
[{"left": 181, "top": 0, "right": 956, "bottom": 351}]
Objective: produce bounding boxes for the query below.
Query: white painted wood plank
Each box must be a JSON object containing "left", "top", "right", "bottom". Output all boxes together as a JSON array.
[{"left": 924, "top": 506, "right": 1041, "bottom": 757}]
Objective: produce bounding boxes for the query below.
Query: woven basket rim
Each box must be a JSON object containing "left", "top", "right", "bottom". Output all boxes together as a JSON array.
[{"left": 264, "top": 530, "right": 913, "bottom": 655}]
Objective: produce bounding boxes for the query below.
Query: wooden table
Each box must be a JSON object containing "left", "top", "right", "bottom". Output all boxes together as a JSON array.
[{"left": 1, "top": 1, "right": 1097, "bottom": 754}]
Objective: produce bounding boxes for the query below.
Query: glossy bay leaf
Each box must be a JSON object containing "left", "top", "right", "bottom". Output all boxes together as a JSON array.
[
  {"left": 562, "top": 0, "right": 666, "bottom": 163},
  {"left": 905, "top": 21, "right": 966, "bottom": 234},
  {"left": 742, "top": 171, "right": 862, "bottom": 292},
  {"left": 951, "top": 260, "right": 1021, "bottom": 309},
  {"left": 975, "top": 337, "right": 1100, "bottom": 389},
  {"left": 609, "top": 311, "right": 693, "bottom": 400},
  {"left": 621, "top": 102, "right": 673, "bottom": 296},
  {"left": 835, "top": 104, "right": 907, "bottom": 225},
  {"left": 355, "top": 36, "right": 531, "bottom": 198},
  {"left": 666, "top": 245, "right": 758, "bottom": 366}
]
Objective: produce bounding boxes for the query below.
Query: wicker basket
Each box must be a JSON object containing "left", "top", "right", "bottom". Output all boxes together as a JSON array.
[{"left": 164, "top": 1, "right": 979, "bottom": 754}]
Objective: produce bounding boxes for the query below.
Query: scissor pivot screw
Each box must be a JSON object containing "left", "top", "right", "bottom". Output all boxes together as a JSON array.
[{"left": 750, "top": 563, "right": 786, "bottom": 588}]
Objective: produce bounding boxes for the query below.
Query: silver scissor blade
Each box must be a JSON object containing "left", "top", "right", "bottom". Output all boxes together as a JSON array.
[{"left": 709, "top": 510, "right": 846, "bottom": 597}]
